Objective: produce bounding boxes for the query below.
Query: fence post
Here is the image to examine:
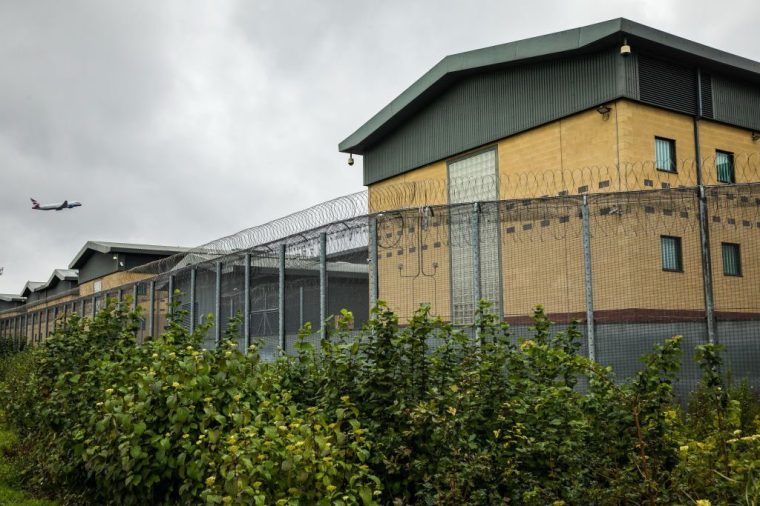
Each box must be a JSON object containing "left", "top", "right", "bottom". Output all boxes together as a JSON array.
[
  {"left": 472, "top": 202, "right": 482, "bottom": 314},
  {"left": 168, "top": 275, "right": 174, "bottom": 319},
  {"left": 244, "top": 254, "right": 251, "bottom": 352},
  {"left": 698, "top": 186, "right": 717, "bottom": 344},
  {"left": 369, "top": 215, "right": 379, "bottom": 309},
  {"left": 319, "top": 232, "right": 328, "bottom": 341},
  {"left": 148, "top": 281, "right": 155, "bottom": 338},
  {"left": 278, "top": 244, "right": 286, "bottom": 352},
  {"left": 189, "top": 269, "right": 196, "bottom": 333},
  {"left": 215, "top": 262, "right": 222, "bottom": 345},
  {"left": 582, "top": 195, "right": 596, "bottom": 362}
]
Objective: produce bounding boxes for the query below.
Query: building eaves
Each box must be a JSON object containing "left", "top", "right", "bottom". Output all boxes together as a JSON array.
[
  {"left": 34, "top": 269, "right": 79, "bottom": 292},
  {"left": 339, "top": 17, "right": 760, "bottom": 155},
  {"left": 69, "top": 241, "right": 189, "bottom": 269},
  {"left": 0, "top": 294, "right": 26, "bottom": 303},
  {"left": 20, "top": 281, "right": 45, "bottom": 297}
]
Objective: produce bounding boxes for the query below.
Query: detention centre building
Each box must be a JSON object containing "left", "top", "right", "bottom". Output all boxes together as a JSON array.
[{"left": 2, "top": 18, "right": 760, "bottom": 392}]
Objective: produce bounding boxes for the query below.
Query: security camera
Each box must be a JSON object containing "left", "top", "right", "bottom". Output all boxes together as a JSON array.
[
  {"left": 620, "top": 39, "right": 631, "bottom": 57},
  {"left": 347, "top": 154, "right": 355, "bottom": 166}
]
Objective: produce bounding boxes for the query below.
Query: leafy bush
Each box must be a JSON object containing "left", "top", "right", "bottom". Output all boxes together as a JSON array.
[
  {"left": 0, "top": 297, "right": 759, "bottom": 504},
  {"left": 1, "top": 300, "right": 378, "bottom": 505}
]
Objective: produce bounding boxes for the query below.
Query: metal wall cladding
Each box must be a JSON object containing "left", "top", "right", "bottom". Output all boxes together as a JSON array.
[
  {"left": 638, "top": 54, "right": 697, "bottom": 115},
  {"left": 363, "top": 49, "right": 621, "bottom": 185},
  {"left": 712, "top": 74, "right": 760, "bottom": 131},
  {"left": 701, "top": 72, "right": 714, "bottom": 119}
]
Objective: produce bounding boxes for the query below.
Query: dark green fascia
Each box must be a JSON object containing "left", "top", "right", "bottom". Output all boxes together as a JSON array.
[{"left": 340, "top": 17, "right": 760, "bottom": 156}]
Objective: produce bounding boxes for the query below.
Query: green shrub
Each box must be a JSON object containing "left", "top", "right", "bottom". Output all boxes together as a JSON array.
[{"left": 0, "top": 297, "right": 758, "bottom": 504}]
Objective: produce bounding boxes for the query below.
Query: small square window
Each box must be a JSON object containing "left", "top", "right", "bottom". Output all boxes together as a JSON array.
[
  {"left": 716, "top": 150, "right": 735, "bottom": 183},
  {"left": 661, "top": 236, "right": 683, "bottom": 272},
  {"left": 722, "top": 243, "right": 741, "bottom": 276},
  {"left": 655, "top": 137, "right": 676, "bottom": 172}
]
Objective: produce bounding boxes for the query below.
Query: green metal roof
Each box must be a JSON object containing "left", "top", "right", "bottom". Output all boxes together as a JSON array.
[
  {"left": 339, "top": 18, "right": 760, "bottom": 155},
  {"left": 69, "top": 241, "right": 189, "bottom": 270}
]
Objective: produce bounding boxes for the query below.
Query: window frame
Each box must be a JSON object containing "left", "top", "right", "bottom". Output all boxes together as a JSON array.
[
  {"left": 721, "top": 242, "right": 742, "bottom": 277},
  {"left": 660, "top": 235, "right": 683, "bottom": 273},
  {"left": 716, "top": 150, "right": 735, "bottom": 184},
  {"left": 654, "top": 137, "right": 677, "bottom": 173}
]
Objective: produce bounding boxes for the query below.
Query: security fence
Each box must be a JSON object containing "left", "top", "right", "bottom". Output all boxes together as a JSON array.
[{"left": 2, "top": 158, "right": 760, "bottom": 396}]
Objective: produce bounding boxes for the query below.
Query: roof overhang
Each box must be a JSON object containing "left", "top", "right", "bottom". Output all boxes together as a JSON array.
[
  {"left": 0, "top": 294, "right": 26, "bottom": 303},
  {"left": 20, "top": 281, "right": 44, "bottom": 297},
  {"left": 34, "top": 269, "right": 79, "bottom": 292},
  {"left": 339, "top": 18, "right": 760, "bottom": 155},
  {"left": 69, "top": 241, "right": 189, "bottom": 269}
]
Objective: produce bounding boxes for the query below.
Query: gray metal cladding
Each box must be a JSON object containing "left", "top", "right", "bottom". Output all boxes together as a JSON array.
[
  {"left": 712, "top": 74, "right": 760, "bottom": 131},
  {"left": 363, "top": 49, "right": 621, "bottom": 185},
  {"left": 638, "top": 54, "right": 697, "bottom": 115},
  {"left": 700, "top": 73, "right": 714, "bottom": 119}
]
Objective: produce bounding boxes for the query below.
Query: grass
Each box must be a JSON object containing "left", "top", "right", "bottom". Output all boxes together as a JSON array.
[{"left": 0, "top": 428, "right": 56, "bottom": 506}]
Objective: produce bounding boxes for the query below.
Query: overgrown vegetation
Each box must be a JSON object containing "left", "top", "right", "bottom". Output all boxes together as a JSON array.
[{"left": 0, "top": 298, "right": 758, "bottom": 505}]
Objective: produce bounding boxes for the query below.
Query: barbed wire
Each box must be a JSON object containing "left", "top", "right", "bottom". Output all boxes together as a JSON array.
[{"left": 3, "top": 154, "right": 760, "bottom": 319}]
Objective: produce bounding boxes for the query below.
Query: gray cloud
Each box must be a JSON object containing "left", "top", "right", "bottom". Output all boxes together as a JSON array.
[{"left": 1, "top": 0, "right": 758, "bottom": 292}]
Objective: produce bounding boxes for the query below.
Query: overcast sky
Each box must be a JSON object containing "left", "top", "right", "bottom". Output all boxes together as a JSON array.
[{"left": 1, "top": 0, "right": 758, "bottom": 293}]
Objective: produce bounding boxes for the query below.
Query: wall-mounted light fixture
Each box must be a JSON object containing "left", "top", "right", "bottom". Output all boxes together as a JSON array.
[
  {"left": 596, "top": 104, "right": 612, "bottom": 120},
  {"left": 347, "top": 153, "right": 355, "bottom": 166},
  {"left": 752, "top": 131, "right": 760, "bottom": 142},
  {"left": 620, "top": 38, "right": 631, "bottom": 57}
]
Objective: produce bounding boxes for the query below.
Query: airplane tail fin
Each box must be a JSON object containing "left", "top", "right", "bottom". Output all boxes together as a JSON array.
[{"left": 30, "top": 198, "right": 39, "bottom": 209}]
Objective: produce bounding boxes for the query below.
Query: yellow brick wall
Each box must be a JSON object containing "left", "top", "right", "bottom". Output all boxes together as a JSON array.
[
  {"left": 79, "top": 271, "right": 153, "bottom": 296},
  {"left": 368, "top": 160, "right": 448, "bottom": 212},
  {"left": 699, "top": 120, "right": 760, "bottom": 185},
  {"left": 365, "top": 99, "right": 760, "bottom": 322}
]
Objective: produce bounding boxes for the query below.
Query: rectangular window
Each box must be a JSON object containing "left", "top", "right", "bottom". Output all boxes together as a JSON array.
[
  {"left": 716, "top": 150, "right": 735, "bottom": 183},
  {"left": 661, "top": 236, "right": 683, "bottom": 272},
  {"left": 722, "top": 243, "right": 741, "bottom": 276},
  {"left": 655, "top": 137, "right": 676, "bottom": 172}
]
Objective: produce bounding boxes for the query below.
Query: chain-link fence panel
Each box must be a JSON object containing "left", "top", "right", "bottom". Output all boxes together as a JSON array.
[
  {"left": 707, "top": 184, "right": 760, "bottom": 389},
  {"left": 219, "top": 255, "right": 246, "bottom": 349}
]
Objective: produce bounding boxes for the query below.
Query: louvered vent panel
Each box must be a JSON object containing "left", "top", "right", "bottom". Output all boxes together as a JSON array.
[
  {"left": 701, "top": 73, "right": 714, "bottom": 118},
  {"left": 638, "top": 55, "right": 696, "bottom": 115}
]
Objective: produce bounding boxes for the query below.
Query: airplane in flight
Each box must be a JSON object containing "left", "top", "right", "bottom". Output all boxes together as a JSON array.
[{"left": 30, "top": 198, "right": 82, "bottom": 211}]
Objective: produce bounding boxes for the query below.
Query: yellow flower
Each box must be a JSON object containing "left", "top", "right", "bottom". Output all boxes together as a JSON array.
[
  {"left": 679, "top": 445, "right": 689, "bottom": 452},
  {"left": 696, "top": 500, "right": 711, "bottom": 506},
  {"left": 447, "top": 406, "right": 457, "bottom": 416},
  {"left": 205, "top": 476, "right": 216, "bottom": 487}
]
